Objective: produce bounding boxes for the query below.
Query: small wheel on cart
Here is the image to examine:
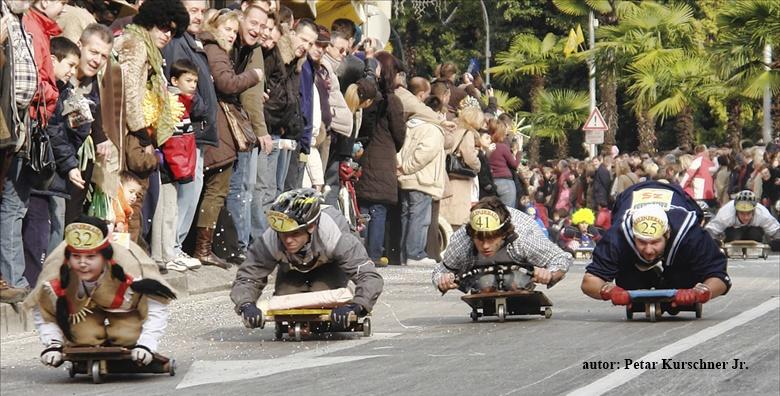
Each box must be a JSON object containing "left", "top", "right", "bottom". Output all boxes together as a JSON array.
[
  {"left": 274, "top": 322, "right": 284, "bottom": 340},
  {"left": 625, "top": 306, "right": 633, "bottom": 320},
  {"left": 169, "top": 359, "right": 176, "bottom": 376},
  {"left": 293, "top": 323, "right": 303, "bottom": 342},
  {"left": 646, "top": 303, "right": 657, "bottom": 322},
  {"left": 544, "top": 307, "right": 552, "bottom": 319},
  {"left": 90, "top": 360, "right": 102, "bottom": 384},
  {"left": 695, "top": 303, "right": 703, "bottom": 319},
  {"left": 469, "top": 310, "right": 479, "bottom": 322},
  {"left": 68, "top": 362, "right": 76, "bottom": 378},
  {"left": 362, "top": 317, "right": 372, "bottom": 337},
  {"left": 497, "top": 304, "right": 506, "bottom": 323}
]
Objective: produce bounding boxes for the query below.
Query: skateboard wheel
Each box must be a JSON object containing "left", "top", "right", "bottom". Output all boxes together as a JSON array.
[
  {"left": 169, "top": 359, "right": 176, "bottom": 377},
  {"left": 544, "top": 307, "right": 552, "bottom": 319},
  {"left": 68, "top": 362, "right": 76, "bottom": 378},
  {"left": 625, "top": 306, "right": 633, "bottom": 320},
  {"left": 90, "top": 360, "right": 102, "bottom": 384},
  {"left": 646, "top": 303, "right": 658, "bottom": 322},
  {"left": 274, "top": 322, "right": 284, "bottom": 341},
  {"left": 293, "top": 323, "right": 303, "bottom": 342},
  {"left": 695, "top": 303, "right": 702, "bottom": 319},
  {"left": 497, "top": 304, "right": 506, "bottom": 323},
  {"left": 470, "top": 311, "right": 479, "bottom": 322},
  {"left": 362, "top": 318, "right": 372, "bottom": 337}
]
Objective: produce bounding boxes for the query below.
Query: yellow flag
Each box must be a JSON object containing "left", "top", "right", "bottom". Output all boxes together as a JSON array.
[
  {"left": 564, "top": 28, "right": 578, "bottom": 57},
  {"left": 576, "top": 24, "right": 585, "bottom": 45}
]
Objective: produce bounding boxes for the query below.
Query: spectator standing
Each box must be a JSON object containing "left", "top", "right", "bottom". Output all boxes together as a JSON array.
[
  {"left": 197, "top": 9, "right": 261, "bottom": 268},
  {"left": 355, "top": 52, "right": 405, "bottom": 265},
  {"left": 161, "top": 0, "right": 218, "bottom": 267}
]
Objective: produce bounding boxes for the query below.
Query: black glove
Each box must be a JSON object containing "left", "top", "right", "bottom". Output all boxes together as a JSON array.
[
  {"left": 330, "top": 303, "right": 362, "bottom": 330},
  {"left": 239, "top": 303, "right": 265, "bottom": 329}
]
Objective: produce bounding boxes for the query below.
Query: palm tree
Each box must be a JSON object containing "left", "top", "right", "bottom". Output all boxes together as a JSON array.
[
  {"left": 588, "top": 2, "right": 698, "bottom": 153},
  {"left": 482, "top": 89, "right": 523, "bottom": 114},
  {"left": 646, "top": 56, "right": 717, "bottom": 149},
  {"left": 717, "top": 1, "right": 780, "bottom": 139},
  {"left": 553, "top": 0, "right": 639, "bottom": 153},
  {"left": 488, "top": 32, "right": 562, "bottom": 164},
  {"left": 519, "top": 89, "right": 590, "bottom": 159}
]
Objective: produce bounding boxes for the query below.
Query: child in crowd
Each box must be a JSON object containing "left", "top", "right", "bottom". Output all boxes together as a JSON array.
[
  {"left": 153, "top": 59, "right": 205, "bottom": 272},
  {"left": 113, "top": 171, "right": 142, "bottom": 234},
  {"left": 526, "top": 207, "right": 549, "bottom": 239}
]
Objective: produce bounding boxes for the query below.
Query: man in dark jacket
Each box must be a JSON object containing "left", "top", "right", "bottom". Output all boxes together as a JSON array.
[
  {"left": 592, "top": 154, "right": 613, "bottom": 210},
  {"left": 263, "top": 18, "right": 316, "bottom": 196},
  {"left": 161, "top": 0, "right": 217, "bottom": 266}
]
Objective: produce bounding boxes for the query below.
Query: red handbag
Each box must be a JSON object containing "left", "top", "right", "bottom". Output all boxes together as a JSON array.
[{"left": 161, "top": 131, "right": 196, "bottom": 183}]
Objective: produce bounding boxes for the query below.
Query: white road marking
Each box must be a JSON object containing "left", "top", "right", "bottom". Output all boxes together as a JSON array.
[
  {"left": 566, "top": 297, "right": 780, "bottom": 396},
  {"left": 176, "top": 332, "right": 400, "bottom": 389}
]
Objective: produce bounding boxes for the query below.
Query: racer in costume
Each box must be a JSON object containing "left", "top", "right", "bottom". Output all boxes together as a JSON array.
[
  {"left": 581, "top": 181, "right": 731, "bottom": 307},
  {"left": 230, "top": 189, "right": 383, "bottom": 330},
  {"left": 432, "top": 196, "right": 571, "bottom": 294},
  {"left": 24, "top": 216, "right": 176, "bottom": 367},
  {"left": 558, "top": 208, "right": 602, "bottom": 254},
  {"left": 705, "top": 190, "right": 780, "bottom": 243}
]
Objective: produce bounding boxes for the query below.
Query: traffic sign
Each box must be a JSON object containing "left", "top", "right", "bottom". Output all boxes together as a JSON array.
[
  {"left": 584, "top": 130, "right": 604, "bottom": 144},
  {"left": 582, "top": 107, "right": 608, "bottom": 131}
]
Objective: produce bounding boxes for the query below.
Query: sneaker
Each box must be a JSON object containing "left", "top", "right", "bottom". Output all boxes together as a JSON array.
[
  {"left": 176, "top": 252, "right": 202, "bottom": 269},
  {"left": 406, "top": 257, "right": 438, "bottom": 267},
  {"left": 165, "top": 260, "right": 188, "bottom": 272}
]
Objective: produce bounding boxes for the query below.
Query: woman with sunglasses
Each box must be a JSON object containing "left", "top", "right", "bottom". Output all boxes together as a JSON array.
[{"left": 114, "top": 0, "right": 190, "bottom": 245}]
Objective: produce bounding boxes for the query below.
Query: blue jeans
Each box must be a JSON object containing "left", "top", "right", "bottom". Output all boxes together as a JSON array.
[
  {"left": 47, "top": 196, "right": 65, "bottom": 254},
  {"left": 276, "top": 146, "right": 292, "bottom": 197},
  {"left": 400, "top": 190, "right": 432, "bottom": 261},
  {"left": 251, "top": 137, "right": 280, "bottom": 240},
  {"left": 175, "top": 147, "right": 204, "bottom": 255},
  {"left": 359, "top": 202, "right": 387, "bottom": 260},
  {"left": 495, "top": 178, "right": 517, "bottom": 209},
  {"left": 0, "top": 159, "right": 31, "bottom": 288},
  {"left": 226, "top": 148, "right": 258, "bottom": 251}
]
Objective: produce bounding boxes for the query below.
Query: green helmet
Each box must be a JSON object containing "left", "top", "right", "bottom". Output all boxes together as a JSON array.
[{"left": 266, "top": 188, "right": 322, "bottom": 232}]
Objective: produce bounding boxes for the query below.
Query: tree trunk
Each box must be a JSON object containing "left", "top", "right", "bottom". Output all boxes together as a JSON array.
[
  {"left": 726, "top": 98, "right": 743, "bottom": 150},
  {"left": 556, "top": 133, "right": 569, "bottom": 159},
  {"left": 674, "top": 105, "right": 695, "bottom": 150},
  {"left": 599, "top": 60, "right": 618, "bottom": 153},
  {"left": 773, "top": 91, "right": 780, "bottom": 139},
  {"left": 637, "top": 110, "right": 657, "bottom": 154},
  {"left": 530, "top": 75, "right": 544, "bottom": 113},
  {"left": 528, "top": 75, "right": 545, "bottom": 165},
  {"left": 528, "top": 136, "right": 541, "bottom": 166}
]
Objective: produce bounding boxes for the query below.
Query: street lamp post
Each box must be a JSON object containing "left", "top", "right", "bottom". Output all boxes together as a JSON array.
[{"left": 479, "top": 0, "right": 490, "bottom": 86}]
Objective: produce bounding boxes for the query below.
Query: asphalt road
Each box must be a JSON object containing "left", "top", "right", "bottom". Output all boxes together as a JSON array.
[{"left": 1, "top": 256, "right": 778, "bottom": 396}]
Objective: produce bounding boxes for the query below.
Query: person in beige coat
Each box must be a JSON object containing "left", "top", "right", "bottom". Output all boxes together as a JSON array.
[
  {"left": 397, "top": 117, "right": 447, "bottom": 266},
  {"left": 440, "top": 106, "right": 484, "bottom": 228}
]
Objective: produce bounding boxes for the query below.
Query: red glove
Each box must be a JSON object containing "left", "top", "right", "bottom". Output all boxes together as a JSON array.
[
  {"left": 600, "top": 285, "right": 631, "bottom": 306},
  {"left": 673, "top": 284, "right": 711, "bottom": 306}
]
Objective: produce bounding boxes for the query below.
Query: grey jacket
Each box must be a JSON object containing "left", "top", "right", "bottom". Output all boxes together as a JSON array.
[{"left": 230, "top": 210, "right": 384, "bottom": 313}]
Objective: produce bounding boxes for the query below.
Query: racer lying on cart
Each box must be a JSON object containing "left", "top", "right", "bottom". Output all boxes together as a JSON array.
[
  {"left": 24, "top": 216, "right": 176, "bottom": 368},
  {"left": 432, "top": 197, "right": 572, "bottom": 294},
  {"left": 581, "top": 181, "right": 731, "bottom": 308},
  {"left": 230, "top": 189, "right": 384, "bottom": 330},
  {"left": 704, "top": 190, "right": 780, "bottom": 244}
]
